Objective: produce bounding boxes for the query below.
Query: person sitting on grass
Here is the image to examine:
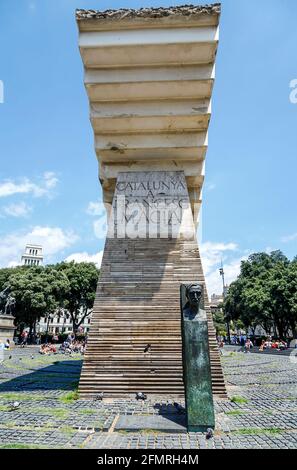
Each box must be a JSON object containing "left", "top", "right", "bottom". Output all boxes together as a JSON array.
[
  {"left": 39, "top": 343, "right": 57, "bottom": 355},
  {"left": 244, "top": 338, "right": 253, "bottom": 353},
  {"left": 39, "top": 344, "right": 47, "bottom": 355},
  {"left": 59, "top": 340, "right": 72, "bottom": 354},
  {"left": 278, "top": 340, "right": 287, "bottom": 350},
  {"left": 49, "top": 343, "right": 57, "bottom": 353}
]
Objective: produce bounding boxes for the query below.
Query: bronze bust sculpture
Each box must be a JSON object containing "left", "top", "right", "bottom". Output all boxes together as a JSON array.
[
  {"left": 183, "top": 284, "right": 203, "bottom": 318},
  {"left": 180, "top": 282, "right": 215, "bottom": 432}
]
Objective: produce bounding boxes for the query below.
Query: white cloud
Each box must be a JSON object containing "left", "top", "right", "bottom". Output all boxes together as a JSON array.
[
  {"left": 93, "top": 218, "right": 107, "bottom": 239},
  {"left": 0, "top": 172, "right": 58, "bottom": 199},
  {"left": 86, "top": 201, "right": 108, "bottom": 239},
  {"left": 281, "top": 232, "right": 297, "bottom": 243},
  {"left": 86, "top": 201, "right": 105, "bottom": 217},
  {"left": 65, "top": 251, "right": 103, "bottom": 268},
  {"left": 2, "top": 202, "right": 32, "bottom": 218},
  {"left": 200, "top": 242, "right": 238, "bottom": 275},
  {"left": 44, "top": 172, "right": 58, "bottom": 190},
  {"left": 204, "top": 256, "right": 245, "bottom": 297},
  {"left": 0, "top": 226, "right": 79, "bottom": 267},
  {"left": 8, "top": 261, "right": 19, "bottom": 268},
  {"left": 200, "top": 241, "right": 245, "bottom": 296},
  {"left": 265, "top": 246, "right": 277, "bottom": 254}
]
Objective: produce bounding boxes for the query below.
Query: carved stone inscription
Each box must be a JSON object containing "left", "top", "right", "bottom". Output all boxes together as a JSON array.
[{"left": 107, "top": 171, "right": 195, "bottom": 239}]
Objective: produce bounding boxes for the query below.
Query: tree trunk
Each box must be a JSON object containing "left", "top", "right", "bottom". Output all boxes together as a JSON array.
[
  {"left": 276, "top": 321, "right": 285, "bottom": 340},
  {"left": 290, "top": 322, "right": 297, "bottom": 340}
]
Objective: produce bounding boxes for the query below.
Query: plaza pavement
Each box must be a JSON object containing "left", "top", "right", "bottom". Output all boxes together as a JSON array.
[{"left": 0, "top": 346, "right": 297, "bottom": 449}]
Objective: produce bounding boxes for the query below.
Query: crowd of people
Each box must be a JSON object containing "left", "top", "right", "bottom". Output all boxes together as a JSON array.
[
  {"left": 59, "top": 339, "right": 86, "bottom": 354},
  {"left": 218, "top": 334, "right": 289, "bottom": 353},
  {"left": 38, "top": 333, "right": 86, "bottom": 355},
  {"left": 39, "top": 343, "right": 58, "bottom": 355},
  {"left": 259, "top": 338, "right": 288, "bottom": 351}
]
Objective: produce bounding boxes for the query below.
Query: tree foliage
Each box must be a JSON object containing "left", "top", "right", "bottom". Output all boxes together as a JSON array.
[
  {"left": 55, "top": 261, "right": 99, "bottom": 333},
  {"left": 8, "top": 266, "right": 69, "bottom": 334},
  {"left": 0, "top": 262, "right": 99, "bottom": 335},
  {"left": 224, "top": 251, "right": 297, "bottom": 340}
]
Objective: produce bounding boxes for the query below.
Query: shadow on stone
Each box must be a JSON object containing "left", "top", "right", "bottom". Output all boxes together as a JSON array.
[
  {"left": 115, "top": 414, "right": 187, "bottom": 433},
  {"left": 0, "top": 359, "right": 82, "bottom": 392}
]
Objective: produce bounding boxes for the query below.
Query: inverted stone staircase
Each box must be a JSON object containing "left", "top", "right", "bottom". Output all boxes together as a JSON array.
[{"left": 79, "top": 237, "right": 227, "bottom": 398}]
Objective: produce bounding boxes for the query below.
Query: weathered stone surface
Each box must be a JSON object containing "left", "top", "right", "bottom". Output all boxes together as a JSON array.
[
  {"left": 0, "top": 314, "right": 15, "bottom": 344},
  {"left": 76, "top": 4, "right": 221, "bottom": 21},
  {"left": 108, "top": 171, "right": 195, "bottom": 240}
]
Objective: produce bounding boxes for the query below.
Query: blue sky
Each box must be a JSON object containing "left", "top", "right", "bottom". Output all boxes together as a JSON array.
[{"left": 0, "top": 0, "right": 296, "bottom": 294}]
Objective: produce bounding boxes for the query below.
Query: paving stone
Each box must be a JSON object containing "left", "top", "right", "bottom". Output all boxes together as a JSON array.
[{"left": 1, "top": 347, "right": 297, "bottom": 448}]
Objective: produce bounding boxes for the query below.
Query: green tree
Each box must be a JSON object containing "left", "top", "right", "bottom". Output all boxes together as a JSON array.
[
  {"left": 0, "top": 266, "right": 25, "bottom": 291},
  {"left": 8, "top": 265, "right": 69, "bottom": 338},
  {"left": 224, "top": 251, "right": 296, "bottom": 341},
  {"left": 212, "top": 307, "right": 227, "bottom": 337},
  {"left": 56, "top": 262, "right": 99, "bottom": 334}
]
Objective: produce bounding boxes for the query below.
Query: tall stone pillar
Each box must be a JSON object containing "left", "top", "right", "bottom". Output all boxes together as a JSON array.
[{"left": 76, "top": 4, "right": 226, "bottom": 398}]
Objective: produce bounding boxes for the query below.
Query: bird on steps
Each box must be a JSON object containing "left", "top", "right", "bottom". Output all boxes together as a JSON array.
[
  {"left": 206, "top": 428, "right": 214, "bottom": 439},
  {"left": 136, "top": 392, "right": 147, "bottom": 401},
  {"left": 144, "top": 344, "right": 151, "bottom": 354},
  {"left": 94, "top": 392, "right": 104, "bottom": 401}
]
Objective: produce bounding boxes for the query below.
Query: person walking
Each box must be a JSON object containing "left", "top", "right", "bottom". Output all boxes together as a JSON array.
[{"left": 20, "top": 330, "right": 28, "bottom": 348}]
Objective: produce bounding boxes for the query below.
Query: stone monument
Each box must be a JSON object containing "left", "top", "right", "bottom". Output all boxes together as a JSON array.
[
  {"left": 180, "top": 283, "right": 215, "bottom": 431},
  {"left": 76, "top": 4, "right": 226, "bottom": 398},
  {"left": 0, "top": 287, "right": 16, "bottom": 345}
]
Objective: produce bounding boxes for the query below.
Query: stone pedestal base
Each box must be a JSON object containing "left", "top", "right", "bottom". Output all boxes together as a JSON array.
[{"left": 0, "top": 314, "right": 16, "bottom": 345}]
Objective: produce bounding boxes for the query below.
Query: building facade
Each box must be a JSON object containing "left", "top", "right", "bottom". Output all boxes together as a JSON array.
[
  {"left": 21, "top": 244, "right": 43, "bottom": 266},
  {"left": 37, "top": 310, "right": 92, "bottom": 335}
]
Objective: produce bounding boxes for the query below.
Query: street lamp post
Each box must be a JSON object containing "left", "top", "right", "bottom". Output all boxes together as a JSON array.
[{"left": 219, "top": 265, "right": 231, "bottom": 344}]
